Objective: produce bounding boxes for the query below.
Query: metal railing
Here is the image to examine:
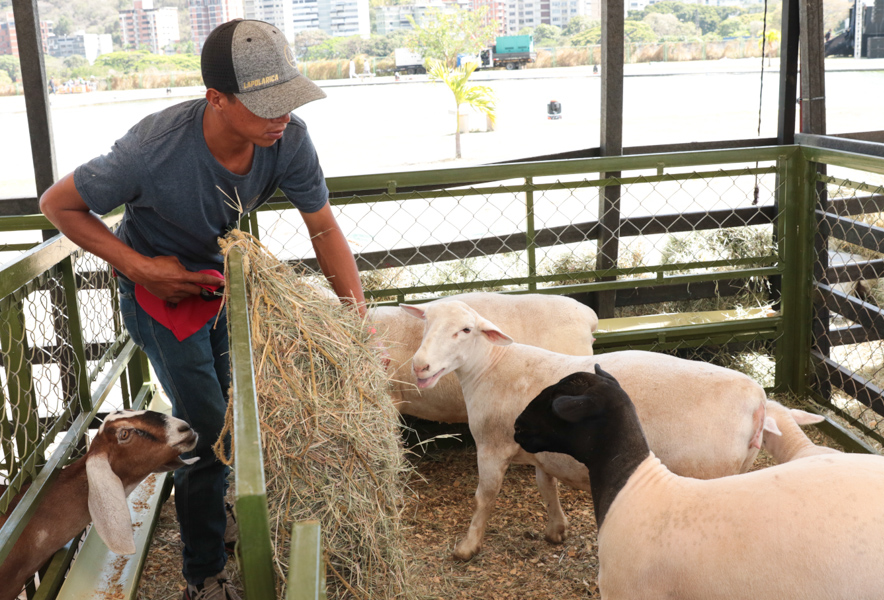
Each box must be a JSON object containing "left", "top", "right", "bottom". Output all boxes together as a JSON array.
[
  {"left": 9, "top": 141, "right": 884, "bottom": 597},
  {"left": 0, "top": 211, "right": 157, "bottom": 596}
]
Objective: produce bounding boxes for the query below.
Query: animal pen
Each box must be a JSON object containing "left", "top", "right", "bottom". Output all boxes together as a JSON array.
[{"left": 3, "top": 0, "right": 884, "bottom": 597}]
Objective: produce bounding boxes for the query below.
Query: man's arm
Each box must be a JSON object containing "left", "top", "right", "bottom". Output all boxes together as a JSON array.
[
  {"left": 40, "top": 173, "right": 223, "bottom": 304},
  {"left": 301, "top": 202, "right": 367, "bottom": 318}
]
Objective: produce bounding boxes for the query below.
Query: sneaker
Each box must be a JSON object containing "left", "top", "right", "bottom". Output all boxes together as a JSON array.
[
  {"left": 183, "top": 570, "right": 241, "bottom": 600},
  {"left": 224, "top": 501, "right": 238, "bottom": 552}
]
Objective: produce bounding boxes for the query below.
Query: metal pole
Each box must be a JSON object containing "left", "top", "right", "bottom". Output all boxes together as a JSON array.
[
  {"left": 11, "top": 0, "right": 57, "bottom": 203},
  {"left": 597, "top": 0, "right": 624, "bottom": 319}
]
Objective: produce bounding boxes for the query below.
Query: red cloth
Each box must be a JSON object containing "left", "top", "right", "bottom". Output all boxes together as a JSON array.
[{"left": 134, "top": 269, "right": 225, "bottom": 342}]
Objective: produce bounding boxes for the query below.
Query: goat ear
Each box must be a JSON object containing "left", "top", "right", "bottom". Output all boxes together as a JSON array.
[
  {"left": 551, "top": 394, "right": 592, "bottom": 423},
  {"left": 790, "top": 408, "right": 825, "bottom": 426},
  {"left": 763, "top": 416, "right": 783, "bottom": 436},
  {"left": 86, "top": 454, "right": 136, "bottom": 555},
  {"left": 400, "top": 304, "right": 426, "bottom": 320}
]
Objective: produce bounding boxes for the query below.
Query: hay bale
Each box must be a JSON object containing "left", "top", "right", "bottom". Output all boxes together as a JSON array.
[{"left": 217, "top": 229, "right": 414, "bottom": 599}]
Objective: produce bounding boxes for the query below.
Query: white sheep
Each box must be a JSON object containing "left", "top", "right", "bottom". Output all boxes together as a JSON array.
[
  {"left": 0, "top": 410, "right": 199, "bottom": 600},
  {"left": 404, "top": 300, "right": 766, "bottom": 560},
  {"left": 515, "top": 366, "right": 884, "bottom": 600},
  {"left": 761, "top": 399, "right": 841, "bottom": 463},
  {"left": 372, "top": 292, "right": 598, "bottom": 423}
]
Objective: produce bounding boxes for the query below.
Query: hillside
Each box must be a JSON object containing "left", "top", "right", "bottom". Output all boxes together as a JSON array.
[{"left": 0, "top": 0, "right": 191, "bottom": 46}]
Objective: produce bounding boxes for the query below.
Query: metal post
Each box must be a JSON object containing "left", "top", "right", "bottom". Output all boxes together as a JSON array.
[
  {"left": 597, "top": 0, "right": 624, "bottom": 319},
  {"left": 775, "top": 149, "right": 814, "bottom": 393},
  {"left": 525, "top": 177, "right": 537, "bottom": 291},
  {"left": 11, "top": 0, "right": 57, "bottom": 204}
]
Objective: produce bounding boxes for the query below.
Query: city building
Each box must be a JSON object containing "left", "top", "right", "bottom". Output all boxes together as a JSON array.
[
  {"left": 373, "top": 0, "right": 471, "bottom": 35},
  {"left": 118, "top": 0, "right": 180, "bottom": 54},
  {"left": 318, "top": 0, "right": 370, "bottom": 38},
  {"left": 245, "top": 0, "right": 369, "bottom": 39},
  {"left": 0, "top": 12, "right": 53, "bottom": 58},
  {"left": 48, "top": 31, "right": 113, "bottom": 64},
  {"left": 506, "top": 0, "right": 594, "bottom": 34},
  {"left": 190, "top": 0, "right": 245, "bottom": 52},
  {"left": 471, "top": 0, "right": 507, "bottom": 36}
]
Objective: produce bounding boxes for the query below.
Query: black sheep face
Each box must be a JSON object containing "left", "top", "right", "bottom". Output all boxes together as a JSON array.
[{"left": 514, "top": 367, "right": 632, "bottom": 459}]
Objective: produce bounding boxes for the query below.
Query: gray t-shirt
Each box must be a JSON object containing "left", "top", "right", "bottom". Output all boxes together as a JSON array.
[{"left": 74, "top": 98, "right": 328, "bottom": 275}]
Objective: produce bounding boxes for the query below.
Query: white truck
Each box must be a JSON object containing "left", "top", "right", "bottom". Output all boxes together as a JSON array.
[{"left": 394, "top": 48, "right": 426, "bottom": 75}]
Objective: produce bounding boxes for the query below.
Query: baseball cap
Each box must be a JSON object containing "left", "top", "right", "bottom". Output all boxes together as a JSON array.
[{"left": 201, "top": 19, "right": 326, "bottom": 119}]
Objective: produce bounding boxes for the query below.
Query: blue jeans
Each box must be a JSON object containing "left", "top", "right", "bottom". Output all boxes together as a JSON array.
[{"left": 118, "top": 279, "right": 230, "bottom": 585}]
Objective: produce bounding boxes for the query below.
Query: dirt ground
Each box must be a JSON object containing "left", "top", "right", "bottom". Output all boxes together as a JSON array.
[{"left": 136, "top": 414, "right": 846, "bottom": 600}]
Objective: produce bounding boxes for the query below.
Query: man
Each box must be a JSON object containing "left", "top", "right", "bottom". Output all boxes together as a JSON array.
[{"left": 40, "top": 19, "right": 366, "bottom": 600}]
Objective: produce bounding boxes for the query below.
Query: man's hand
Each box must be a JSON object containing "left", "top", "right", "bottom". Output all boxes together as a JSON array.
[{"left": 131, "top": 256, "right": 225, "bottom": 304}]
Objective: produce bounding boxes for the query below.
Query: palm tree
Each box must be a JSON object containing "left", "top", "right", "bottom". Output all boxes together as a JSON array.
[
  {"left": 761, "top": 29, "right": 781, "bottom": 67},
  {"left": 427, "top": 58, "right": 497, "bottom": 159}
]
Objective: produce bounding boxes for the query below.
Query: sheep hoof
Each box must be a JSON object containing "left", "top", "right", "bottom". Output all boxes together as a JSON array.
[
  {"left": 544, "top": 525, "right": 568, "bottom": 544},
  {"left": 453, "top": 543, "right": 480, "bottom": 561}
]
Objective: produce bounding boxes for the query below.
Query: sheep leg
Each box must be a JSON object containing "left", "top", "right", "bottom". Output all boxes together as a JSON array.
[
  {"left": 535, "top": 467, "right": 568, "bottom": 544},
  {"left": 453, "top": 446, "right": 509, "bottom": 561}
]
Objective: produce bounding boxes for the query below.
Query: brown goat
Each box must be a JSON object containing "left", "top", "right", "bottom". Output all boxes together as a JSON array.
[{"left": 0, "top": 410, "right": 198, "bottom": 600}]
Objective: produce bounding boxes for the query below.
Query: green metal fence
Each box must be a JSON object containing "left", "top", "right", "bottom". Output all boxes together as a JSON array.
[
  {"left": 0, "top": 211, "right": 159, "bottom": 596},
  {"left": 7, "top": 142, "right": 884, "bottom": 598}
]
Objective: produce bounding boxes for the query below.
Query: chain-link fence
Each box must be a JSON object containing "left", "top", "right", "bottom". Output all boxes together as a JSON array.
[
  {"left": 812, "top": 157, "right": 884, "bottom": 447},
  {"left": 0, "top": 223, "right": 155, "bottom": 594},
  {"left": 239, "top": 148, "right": 789, "bottom": 391}
]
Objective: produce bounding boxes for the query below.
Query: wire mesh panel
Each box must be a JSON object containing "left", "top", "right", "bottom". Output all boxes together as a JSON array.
[
  {"left": 0, "top": 264, "right": 83, "bottom": 497},
  {"left": 812, "top": 161, "right": 884, "bottom": 444},
  {"left": 243, "top": 150, "right": 789, "bottom": 391}
]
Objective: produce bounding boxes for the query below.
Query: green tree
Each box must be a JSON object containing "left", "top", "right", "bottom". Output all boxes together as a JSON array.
[
  {"left": 409, "top": 5, "right": 497, "bottom": 69},
  {"left": 427, "top": 58, "right": 496, "bottom": 159},
  {"left": 0, "top": 55, "right": 21, "bottom": 81},
  {"left": 63, "top": 55, "right": 89, "bottom": 70},
  {"left": 55, "top": 14, "right": 73, "bottom": 36},
  {"left": 624, "top": 21, "right": 657, "bottom": 43},
  {"left": 532, "top": 23, "right": 562, "bottom": 46},
  {"left": 562, "top": 15, "right": 596, "bottom": 37},
  {"left": 643, "top": 12, "right": 697, "bottom": 40},
  {"left": 294, "top": 29, "right": 331, "bottom": 59},
  {"left": 761, "top": 28, "right": 781, "bottom": 65},
  {"left": 718, "top": 16, "right": 749, "bottom": 38},
  {"left": 571, "top": 26, "right": 601, "bottom": 46}
]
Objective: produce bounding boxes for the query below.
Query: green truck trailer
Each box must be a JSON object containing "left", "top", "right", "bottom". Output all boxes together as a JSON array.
[{"left": 477, "top": 35, "right": 537, "bottom": 69}]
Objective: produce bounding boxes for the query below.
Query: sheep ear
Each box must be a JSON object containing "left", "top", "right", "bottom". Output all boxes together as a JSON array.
[
  {"left": 551, "top": 394, "right": 592, "bottom": 423},
  {"left": 86, "top": 454, "right": 136, "bottom": 555},
  {"left": 790, "top": 409, "right": 825, "bottom": 426},
  {"left": 479, "top": 319, "right": 513, "bottom": 346},
  {"left": 400, "top": 304, "right": 426, "bottom": 320},
  {"left": 593, "top": 364, "right": 620, "bottom": 386},
  {"left": 763, "top": 416, "right": 782, "bottom": 436}
]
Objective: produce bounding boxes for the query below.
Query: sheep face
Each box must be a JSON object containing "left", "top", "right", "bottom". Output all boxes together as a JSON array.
[
  {"left": 514, "top": 367, "right": 633, "bottom": 460},
  {"left": 403, "top": 301, "right": 513, "bottom": 389}
]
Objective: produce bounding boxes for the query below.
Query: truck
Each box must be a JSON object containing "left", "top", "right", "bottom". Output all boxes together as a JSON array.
[
  {"left": 477, "top": 35, "right": 537, "bottom": 70},
  {"left": 394, "top": 48, "right": 426, "bottom": 75}
]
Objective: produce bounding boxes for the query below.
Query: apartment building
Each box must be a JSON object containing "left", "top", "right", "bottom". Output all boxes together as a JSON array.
[
  {"left": 472, "top": 0, "right": 507, "bottom": 35},
  {"left": 48, "top": 31, "right": 113, "bottom": 64},
  {"left": 190, "top": 0, "right": 245, "bottom": 52},
  {"left": 506, "top": 0, "right": 593, "bottom": 33},
  {"left": 244, "top": 0, "right": 368, "bottom": 39},
  {"left": 119, "top": 0, "right": 181, "bottom": 53},
  {"left": 0, "top": 12, "right": 53, "bottom": 58},
  {"left": 373, "top": 0, "right": 472, "bottom": 34}
]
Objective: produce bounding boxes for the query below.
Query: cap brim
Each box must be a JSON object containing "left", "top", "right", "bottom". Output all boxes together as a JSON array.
[{"left": 235, "top": 74, "right": 327, "bottom": 119}]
